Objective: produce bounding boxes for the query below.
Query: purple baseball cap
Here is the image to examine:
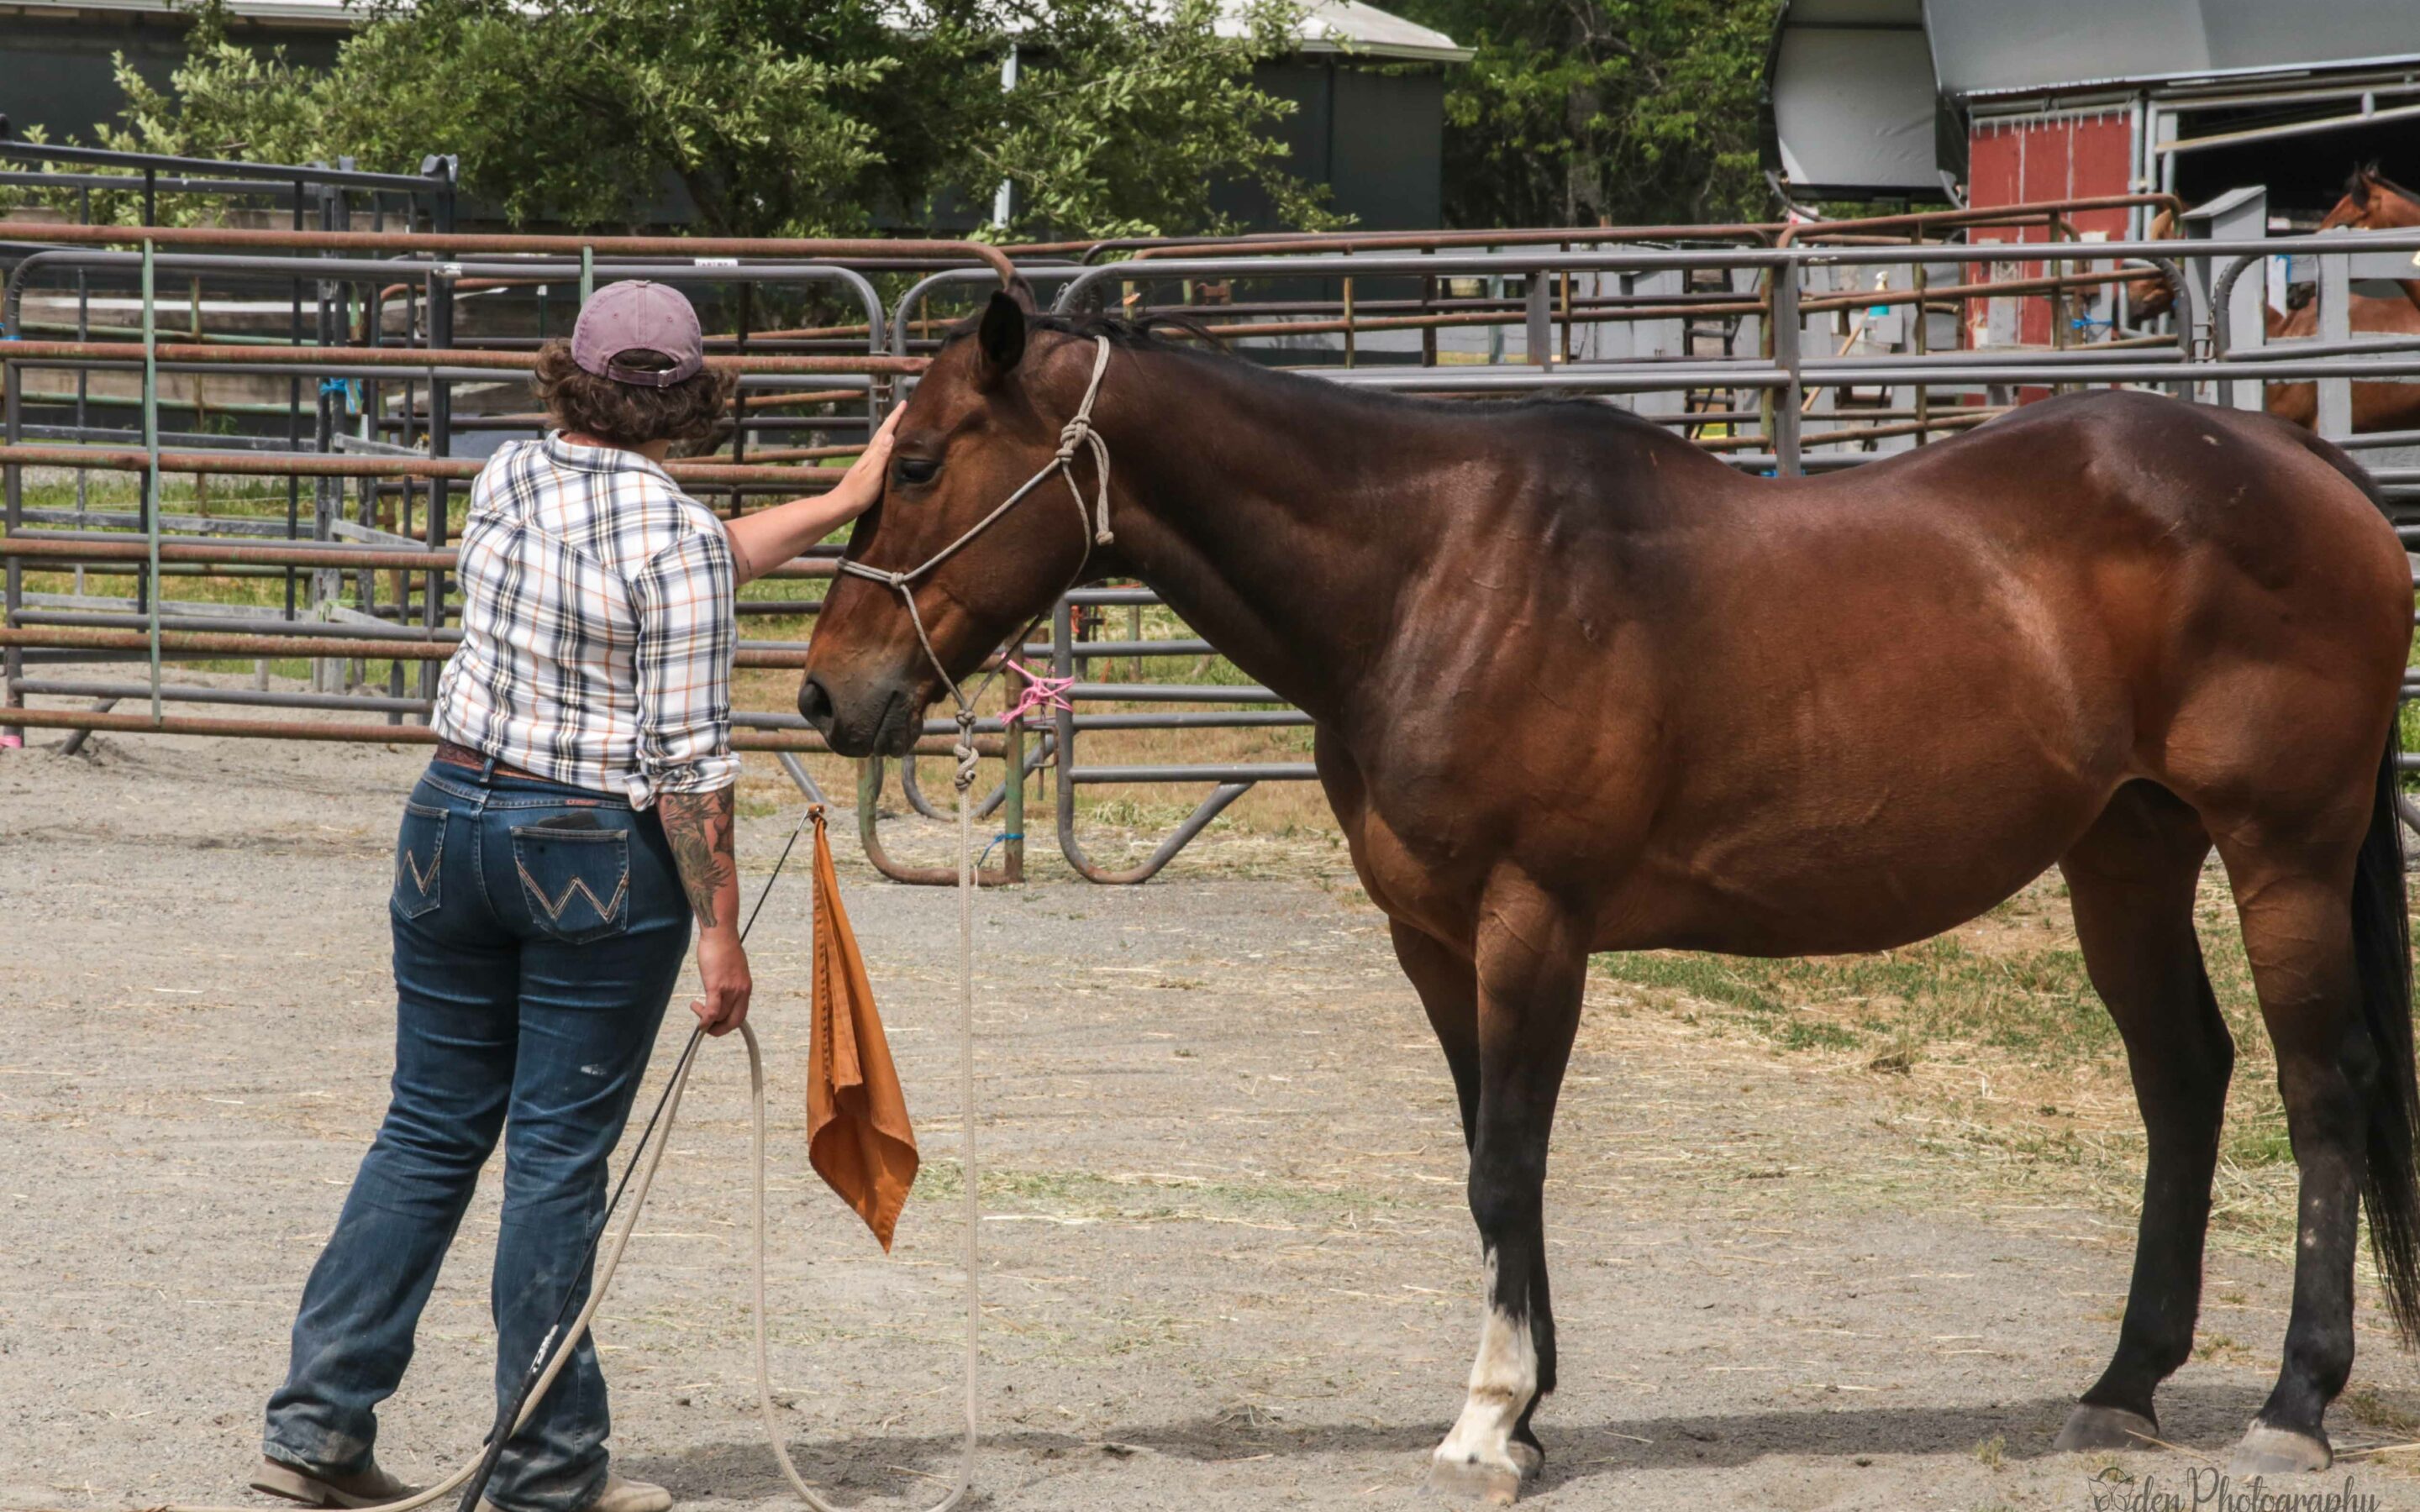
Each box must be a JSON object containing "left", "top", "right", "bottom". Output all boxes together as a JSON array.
[{"left": 571, "top": 281, "right": 705, "bottom": 387}]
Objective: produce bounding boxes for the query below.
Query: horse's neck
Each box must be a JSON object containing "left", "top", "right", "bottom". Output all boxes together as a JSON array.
[{"left": 1096, "top": 353, "right": 1439, "bottom": 725}]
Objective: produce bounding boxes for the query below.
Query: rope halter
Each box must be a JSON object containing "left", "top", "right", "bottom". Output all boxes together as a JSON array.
[{"left": 833, "top": 335, "right": 1114, "bottom": 791}]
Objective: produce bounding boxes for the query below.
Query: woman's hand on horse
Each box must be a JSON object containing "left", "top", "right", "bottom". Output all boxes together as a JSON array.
[
  {"left": 726, "top": 407, "right": 903, "bottom": 585},
  {"left": 825, "top": 405, "right": 904, "bottom": 519},
  {"left": 691, "top": 927, "right": 752, "bottom": 1037}
]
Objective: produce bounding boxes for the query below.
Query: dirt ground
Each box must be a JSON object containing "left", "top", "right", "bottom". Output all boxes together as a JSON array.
[{"left": 8, "top": 730, "right": 2420, "bottom": 1512}]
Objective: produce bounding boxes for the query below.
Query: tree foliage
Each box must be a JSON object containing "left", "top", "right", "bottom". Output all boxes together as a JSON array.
[
  {"left": 9, "top": 0, "right": 1339, "bottom": 241},
  {"left": 326, "top": 0, "right": 897, "bottom": 236},
  {"left": 973, "top": 0, "right": 1340, "bottom": 240},
  {"left": 1387, "top": 0, "right": 1781, "bottom": 229}
]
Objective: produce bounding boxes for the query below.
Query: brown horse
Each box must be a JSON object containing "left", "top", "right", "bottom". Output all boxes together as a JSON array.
[
  {"left": 801, "top": 297, "right": 2417, "bottom": 1501},
  {"left": 2319, "top": 165, "right": 2420, "bottom": 315},
  {"left": 2128, "top": 194, "right": 2420, "bottom": 432}
]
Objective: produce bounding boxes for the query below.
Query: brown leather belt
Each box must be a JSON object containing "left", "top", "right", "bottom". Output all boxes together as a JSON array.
[{"left": 433, "top": 739, "right": 550, "bottom": 783}]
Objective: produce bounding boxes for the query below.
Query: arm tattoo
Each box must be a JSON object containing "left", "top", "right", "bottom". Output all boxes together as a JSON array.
[{"left": 659, "top": 788, "right": 735, "bottom": 929}]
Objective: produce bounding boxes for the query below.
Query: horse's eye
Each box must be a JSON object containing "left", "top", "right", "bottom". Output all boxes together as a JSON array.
[{"left": 893, "top": 456, "right": 940, "bottom": 487}]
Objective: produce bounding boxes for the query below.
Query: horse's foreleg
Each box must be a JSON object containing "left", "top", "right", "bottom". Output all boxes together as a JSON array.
[
  {"left": 1397, "top": 919, "right": 1550, "bottom": 1478},
  {"left": 1427, "top": 885, "right": 1584, "bottom": 1506}
]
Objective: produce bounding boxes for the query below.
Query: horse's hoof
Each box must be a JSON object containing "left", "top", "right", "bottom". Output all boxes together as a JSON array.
[
  {"left": 2228, "top": 1421, "right": 2332, "bottom": 1477},
  {"left": 1507, "top": 1439, "right": 1544, "bottom": 1478},
  {"left": 2053, "top": 1404, "right": 2160, "bottom": 1452},
  {"left": 1425, "top": 1455, "right": 1523, "bottom": 1505}
]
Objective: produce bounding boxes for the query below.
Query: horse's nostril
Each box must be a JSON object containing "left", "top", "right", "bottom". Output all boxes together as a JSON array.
[{"left": 798, "top": 675, "right": 837, "bottom": 732}]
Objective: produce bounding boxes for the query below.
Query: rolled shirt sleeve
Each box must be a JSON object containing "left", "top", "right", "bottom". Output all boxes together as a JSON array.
[{"left": 625, "top": 527, "right": 741, "bottom": 806}]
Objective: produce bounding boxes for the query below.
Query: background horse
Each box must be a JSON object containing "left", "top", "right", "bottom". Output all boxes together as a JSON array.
[
  {"left": 801, "top": 297, "right": 2416, "bottom": 1502},
  {"left": 2127, "top": 184, "right": 2420, "bottom": 432},
  {"left": 2319, "top": 164, "right": 2420, "bottom": 312}
]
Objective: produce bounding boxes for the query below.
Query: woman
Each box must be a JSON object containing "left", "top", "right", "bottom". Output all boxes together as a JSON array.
[{"left": 252, "top": 281, "right": 899, "bottom": 1512}]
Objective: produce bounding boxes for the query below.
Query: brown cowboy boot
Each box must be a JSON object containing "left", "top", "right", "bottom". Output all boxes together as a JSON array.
[
  {"left": 250, "top": 1456, "right": 421, "bottom": 1509},
  {"left": 477, "top": 1473, "right": 674, "bottom": 1512}
]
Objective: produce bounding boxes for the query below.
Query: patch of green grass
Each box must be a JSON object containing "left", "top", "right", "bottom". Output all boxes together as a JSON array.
[
  {"left": 2223, "top": 1106, "right": 2295, "bottom": 1168},
  {"left": 1591, "top": 937, "right": 2117, "bottom": 1062}
]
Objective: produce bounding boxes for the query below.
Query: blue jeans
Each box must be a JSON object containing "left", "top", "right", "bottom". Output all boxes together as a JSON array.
[{"left": 265, "top": 760, "right": 692, "bottom": 1512}]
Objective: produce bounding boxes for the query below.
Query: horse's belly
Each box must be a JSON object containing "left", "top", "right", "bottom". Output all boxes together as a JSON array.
[{"left": 1605, "top": 759, "right": 2111, "bottom": 957}]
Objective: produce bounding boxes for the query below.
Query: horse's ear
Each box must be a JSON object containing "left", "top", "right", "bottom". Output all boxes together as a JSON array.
[
  {"left": 2149, "top": 207, "right": 2175, "bottom": 239},
  {"left": 978, "top": 291, "right": 1027, "bottom": 382}
]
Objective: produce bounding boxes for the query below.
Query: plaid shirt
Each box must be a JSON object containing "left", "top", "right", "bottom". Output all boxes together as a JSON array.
[{"left": 432, "top": 433, "right": 739, "bottom": 807}]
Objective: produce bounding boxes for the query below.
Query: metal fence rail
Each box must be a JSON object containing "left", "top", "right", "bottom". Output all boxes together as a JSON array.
[
  {"left": 0, "top": 153, "right": 1032, "bottom": 864},
  {"left": 8, "top": 159, "right": 2418, "bottom": 879}
]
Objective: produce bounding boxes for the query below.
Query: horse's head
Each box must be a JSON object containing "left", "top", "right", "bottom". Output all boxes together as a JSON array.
[
  {"left": 2124, "top": 207, "right": 2181, "bottom": 320},
  {"left": 2319, "top": 163, "right": 2420, "bottom": 232},
  {"left": 800, "top": 291, "right": 1113, "bottom": 757},
  {"left": 2319, "top": 164, "right": 2384, "bottom": 231}
]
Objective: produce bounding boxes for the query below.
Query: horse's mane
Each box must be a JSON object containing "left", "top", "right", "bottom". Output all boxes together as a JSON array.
[
  {"left": 938, "top": 300, "right": 1679, "bottom": 439},
  {"left": 937, "top": 305, "right": 1224, "bottom": 353}
]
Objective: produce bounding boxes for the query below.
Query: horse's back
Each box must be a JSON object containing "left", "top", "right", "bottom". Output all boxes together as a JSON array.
[
  {"left": 1791, "top": 391, "right": 2397, "bottom": 606},
  {"left": 1535, "top": 391, "right": 2402, "bottom": 954}
]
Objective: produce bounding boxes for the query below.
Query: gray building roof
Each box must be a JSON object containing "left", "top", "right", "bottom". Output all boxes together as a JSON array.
[{"left": 1765, "top": 0, "right": 2420, "bottom": 198}]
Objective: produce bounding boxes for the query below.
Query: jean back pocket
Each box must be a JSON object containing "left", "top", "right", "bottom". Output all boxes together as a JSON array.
[
  {"left": 510, "top": 819, "right": 631, "bottom": 944},
  {"left": 392, "top": 801, "right": 449, "bottom": 920}
]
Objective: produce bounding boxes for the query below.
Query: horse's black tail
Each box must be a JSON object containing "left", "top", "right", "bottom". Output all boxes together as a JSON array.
[{"left": 2354, "top": 730, "right": 2420, "bottom": 1346}]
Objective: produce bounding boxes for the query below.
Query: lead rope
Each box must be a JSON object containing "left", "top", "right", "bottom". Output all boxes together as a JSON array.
[
  {"left": 749, "top": 335, "right": 1123, "bottom": 1508},
  {"left": 746, "top": 736, "right": 980, "bottom": 1512},
  {"left": 750, "top": 339, "right": 1119, "bottom": 1510}
]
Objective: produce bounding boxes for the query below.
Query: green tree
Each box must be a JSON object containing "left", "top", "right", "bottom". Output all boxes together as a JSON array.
[
  {"left": 1387, "top": 0, "right": 1781, "bottom": 229},
  {"left": 971, "top": 0, "right": 1341, "bottom": 240},
  {"left": 318, "top": 0, "right": 896, "bottom": 236},
  {"left": 14, "top": 0, "right": 1338, "bottom": 241}
]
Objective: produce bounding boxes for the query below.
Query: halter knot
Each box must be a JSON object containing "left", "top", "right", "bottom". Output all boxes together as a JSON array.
[{"left": 952, "top": 708, "right": 979, "bottom": 792}]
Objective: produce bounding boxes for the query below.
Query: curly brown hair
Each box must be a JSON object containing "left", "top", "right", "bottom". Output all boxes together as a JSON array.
[{"left": 534, "top": 339, "right": 736, "bottom": 449}]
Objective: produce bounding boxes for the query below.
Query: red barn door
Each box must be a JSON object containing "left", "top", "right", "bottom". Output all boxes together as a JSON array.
[{"left": 1965, "top": 110, "right": 2133, "bottom": 349}]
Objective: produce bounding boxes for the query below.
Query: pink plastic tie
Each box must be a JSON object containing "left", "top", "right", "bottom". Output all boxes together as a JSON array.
[{"left": 1002, "top": 660, "right": 1075, "bottom": 724}]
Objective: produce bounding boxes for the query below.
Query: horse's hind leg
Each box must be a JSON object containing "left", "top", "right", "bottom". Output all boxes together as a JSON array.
[
  {"left": 2210, "top": 786, "right": 2411, "bottom": 1478},
  {"left": 2052, "top": 781, "right": 2232, "bottom": 1452}
]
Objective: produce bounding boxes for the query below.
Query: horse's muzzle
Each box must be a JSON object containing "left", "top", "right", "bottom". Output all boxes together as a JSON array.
[{"left": 799, "top": 673, "right": 916, "bottom": 759}]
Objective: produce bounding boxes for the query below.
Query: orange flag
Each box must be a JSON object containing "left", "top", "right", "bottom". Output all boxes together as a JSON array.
[{"left": 806, "top": 806, "right": 919, "bottom": 1250}]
